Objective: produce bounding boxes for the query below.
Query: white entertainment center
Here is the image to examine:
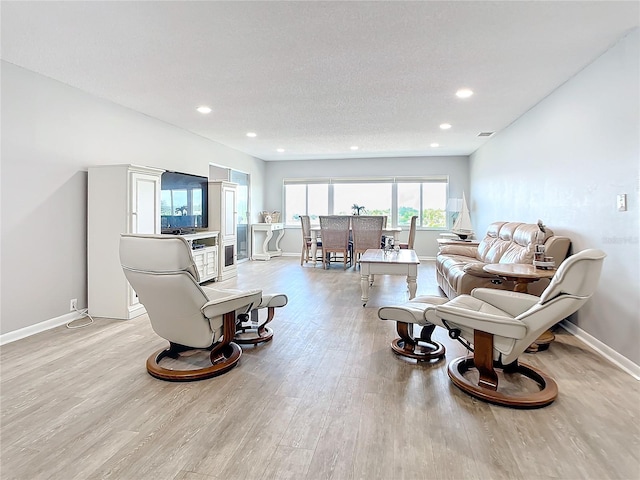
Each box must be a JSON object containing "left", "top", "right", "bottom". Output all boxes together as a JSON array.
[
  {"left": 88, "top": 165, "right": 237, "bottom": 320},
  {"left": 182, "top": 231, "right": 220, "bottom": 283}
]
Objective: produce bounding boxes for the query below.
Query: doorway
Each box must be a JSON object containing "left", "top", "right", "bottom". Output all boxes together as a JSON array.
[{"left": 230, "top": 170, "right": 250, "bottom": 262}]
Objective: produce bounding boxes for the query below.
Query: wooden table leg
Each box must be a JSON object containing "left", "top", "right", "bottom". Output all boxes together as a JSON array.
[
  {"left": 360, "top": 271, "right": 370, "bottom": 306},
  {"left": 407, "top": 274, "right": 417, "bottom": 300}
]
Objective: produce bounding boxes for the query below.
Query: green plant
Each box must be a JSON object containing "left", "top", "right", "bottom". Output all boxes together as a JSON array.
[{"left": 352, "top": 204, "right": 366, "bottom": 215}]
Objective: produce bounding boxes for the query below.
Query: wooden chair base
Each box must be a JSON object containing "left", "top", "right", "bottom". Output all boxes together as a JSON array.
[
  {"left": 447, "top": 355, "right": 558, "bottom": 408},
  {"left": 235, "top": 326, "right": 274, "bottom": 345},
  {"left": 390, "top": 323, "right": 446, "bottom": 361},
  {"left": 525, "top": 329, "right": 555, "bottom": 353},
  {"left": 234, "top": 306, "right": 276, "bottom": 345},
  {"left": 146, "top": 342, "right": 242, "bottom": 382}
]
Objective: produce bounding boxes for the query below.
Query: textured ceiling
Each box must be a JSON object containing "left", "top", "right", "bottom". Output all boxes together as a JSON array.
[{"left": 1, "top": 1, "right": 638, "bottom": 161}]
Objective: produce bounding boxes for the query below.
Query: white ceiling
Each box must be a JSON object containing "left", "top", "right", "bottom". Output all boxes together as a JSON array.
[{"left": 1, "top": 1, "right": 638, "bottom": 161}]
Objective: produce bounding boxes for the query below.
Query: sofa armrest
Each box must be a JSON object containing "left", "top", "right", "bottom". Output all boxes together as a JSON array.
[
  {"left": 438, "top": 244, "right": 479, "bottom": 257},
  {"left": 545, "top": 236, "right": 571, "bottom": 263}
]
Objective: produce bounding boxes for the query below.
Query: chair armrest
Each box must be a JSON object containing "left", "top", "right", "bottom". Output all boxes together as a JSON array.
[
  {"left": 435, "top": 304, "right": 527, "bottom": 339},
  {"left": 462, "top": 263, "right": 496, "bottom": 278},
  {"left": 471, "top": 288, "right": 540, "bottom": 317},
  {"left": 201, "top": 288, "right": 262, "bottom": 318},
  {"left": 439, "top": 245, "right": 478, "bottom": 257}
]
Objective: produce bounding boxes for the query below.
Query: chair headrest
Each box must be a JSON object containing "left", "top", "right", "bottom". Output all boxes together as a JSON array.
[
  {"left": 539, "top": 249, "right": 606, "bottom": 304},
  {"left": 119, "top": 234, "right": 200, "bottom": 282}
]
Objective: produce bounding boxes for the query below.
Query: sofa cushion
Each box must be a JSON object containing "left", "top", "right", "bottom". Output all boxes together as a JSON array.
[
  {"left": 478, "top": 222, "right": 555, "bottom": 264},
  {"left": 476, "top": 221, "right": 505, "bottom": 261}
]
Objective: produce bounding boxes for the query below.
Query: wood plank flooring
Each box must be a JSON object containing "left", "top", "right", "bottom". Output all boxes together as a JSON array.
[{"left": 1, "top": 257, "right": 639, "bottom": 480}]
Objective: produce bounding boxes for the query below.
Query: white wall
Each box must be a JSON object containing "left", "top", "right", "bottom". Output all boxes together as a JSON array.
[
  {"left": 263, "top": 156, "right": 470, "bottom": 257},
  {"left": 470, "top": 29, "right": 639, "bottom": 366},
  {"left": 0, "top": 62, "right": 265, "bottom": 335}
]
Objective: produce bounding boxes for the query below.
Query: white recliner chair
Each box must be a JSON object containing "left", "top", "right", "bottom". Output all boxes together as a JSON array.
[
  {"left": 119, "top": 234, "right": 287, "bottom": 381},
  {"left": 379, "top": 249, "right": 606, "bottom": 408}
]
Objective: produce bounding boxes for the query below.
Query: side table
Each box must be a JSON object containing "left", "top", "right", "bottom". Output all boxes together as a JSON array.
[
  {"left": 251, "top": 223, "right": 284, "bottom": 260},
  {"left": 483, "top": 263, "right": 556, "bottom": 352}
]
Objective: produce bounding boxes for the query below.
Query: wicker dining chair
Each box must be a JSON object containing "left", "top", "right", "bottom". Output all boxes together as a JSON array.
[
  {"left": 399, "top": 215, "right": 418, "bottom": 249},
  {"left": 351, "top": 215, "right": 385, "bottom": 263},
  {"left": 319, "top": 215, "right": 352, "bottom": 269},
  {"left": 300, "top": 215, "right": 321, "bottom": 265}
]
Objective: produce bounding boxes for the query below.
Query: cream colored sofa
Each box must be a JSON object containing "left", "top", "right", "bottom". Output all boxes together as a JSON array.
[{"left": 436, "top": 221, "right": 571, "bottom": 299}]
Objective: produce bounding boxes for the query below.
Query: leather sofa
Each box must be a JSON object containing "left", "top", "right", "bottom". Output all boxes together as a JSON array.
[{"left": 436, "top": 221, "right": 571, "bottom": 299}]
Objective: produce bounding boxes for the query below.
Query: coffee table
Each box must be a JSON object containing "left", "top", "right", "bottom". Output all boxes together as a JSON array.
[
  {"left": 483, "top": 263, "right": 556, "bottom": 351},
  {"left": 359, "top": 249, "right": 419, "bottom": 306}
]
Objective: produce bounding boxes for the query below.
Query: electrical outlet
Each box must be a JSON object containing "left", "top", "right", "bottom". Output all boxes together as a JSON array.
[
  {"left": 617, "top": 194, "right": 627, "bottom": 212},
  {"left": 70, "top": 298, "right": 78, "bottom": 311}
]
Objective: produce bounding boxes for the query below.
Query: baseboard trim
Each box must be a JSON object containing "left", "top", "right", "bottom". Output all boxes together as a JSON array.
[
  {"left": 0, "top": 311, "right": 83, "bottom": 346},
  {"left": 559, "top": 320, "right": 640, "bottom": 381}
]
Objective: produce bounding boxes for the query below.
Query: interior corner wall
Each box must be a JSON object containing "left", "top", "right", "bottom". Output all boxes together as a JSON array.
[
  {"left": 0, "top": 61, "right": 266, "bottom": 336},
  {"left": 469, "top": 28, "right": 639, "bottom": 366},
  {"left": 263, "top": 155, "right": 470, "bottom": 257}
]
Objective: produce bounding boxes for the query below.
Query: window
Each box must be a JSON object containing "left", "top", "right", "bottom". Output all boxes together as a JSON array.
[
  {"left": 397, "top": 181, "right": 447, "bottom": 228},
  {"left": 333, "top": 183, "right": 391, "bottom": 223},
  {"left": 284, "top": 182, "right": 328, "bottom": 225},
  {"left": 420, "top": 181, "right": 447, "bottom": 228},
  {"left": 284, "top": 177, "right": 447, "bottom": 228}
]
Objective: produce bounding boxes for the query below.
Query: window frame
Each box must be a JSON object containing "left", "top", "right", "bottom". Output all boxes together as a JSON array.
[{"left": 283, "top": 176, "right": 449, "bottom": 229}]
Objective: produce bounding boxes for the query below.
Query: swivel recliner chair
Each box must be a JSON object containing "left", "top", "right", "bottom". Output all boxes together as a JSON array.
[
  {"left": 120, "top": 234, "right": 287, "bottom": 381},
  {"left": 379, "top": 249, "right": 606, "bottom": 408}
]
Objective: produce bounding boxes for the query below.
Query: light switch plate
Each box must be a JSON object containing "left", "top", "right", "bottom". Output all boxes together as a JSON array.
[{"left": 617, "top": 194, "right": 627, "bottom": 212}]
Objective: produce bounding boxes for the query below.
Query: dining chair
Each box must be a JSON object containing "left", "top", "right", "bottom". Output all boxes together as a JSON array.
[
  {"left": 399, "top": 215, "right": 418, "bottom": 249},
  {"left": 300, "top": 215, "right": 321, "bottom": 265},
  {"left": 319, "top": 215, "right": 352, "bottom": 269},
  {"left": 351, "top": 215, "right": 384, "bottom": 263}
]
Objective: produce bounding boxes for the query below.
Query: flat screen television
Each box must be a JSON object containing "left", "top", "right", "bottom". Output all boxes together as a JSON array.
[{"left": 160, "top": 171, "right": 208, "bottom": 234}]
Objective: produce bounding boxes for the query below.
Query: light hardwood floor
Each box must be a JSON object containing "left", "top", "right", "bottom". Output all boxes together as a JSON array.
[{"left": 1, "top": 257, "right": 639, "bottom": 480}]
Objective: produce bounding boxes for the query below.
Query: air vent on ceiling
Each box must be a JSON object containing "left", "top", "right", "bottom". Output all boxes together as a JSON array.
[{"left": 477, "top": 131, "right": 495, "bottom": 137}]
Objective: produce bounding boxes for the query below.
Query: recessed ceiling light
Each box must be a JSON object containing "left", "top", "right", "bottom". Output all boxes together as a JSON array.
[
  {"left": 246, "top": 132, "right": 257, "bottom": 138},
  {"left": 456, "top": 89, "right": 474, "bottom": 98},
  {"left": 439, "top": 123, "right": 452, "bottom": 130},
  {"left": 430, "top": 143, "right": 440, "bottom": 148},
  {"left": 350, "top": 146, "right": 359, "bottom": 150},
  {"left": 276, "top": 148, "right": 285, "bottom": 153},
  {"left": 196, "top": 106, "right": 212, "bottom": 114}
]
